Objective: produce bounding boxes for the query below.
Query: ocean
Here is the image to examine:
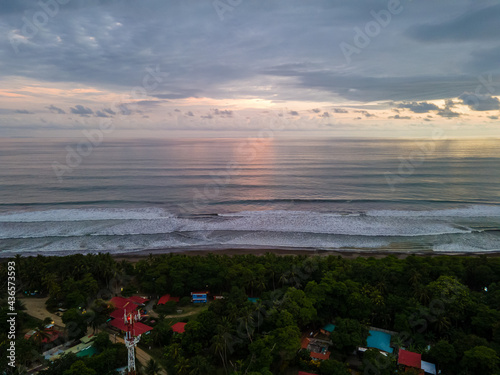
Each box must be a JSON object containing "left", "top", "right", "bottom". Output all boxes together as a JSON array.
[{"left": 1, "top": 137, "right": 500, "bottom": 256}]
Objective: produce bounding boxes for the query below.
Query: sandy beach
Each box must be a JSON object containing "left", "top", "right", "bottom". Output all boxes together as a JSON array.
[{"left": 111, "top": 246, "right": 500, "bottom": 263}]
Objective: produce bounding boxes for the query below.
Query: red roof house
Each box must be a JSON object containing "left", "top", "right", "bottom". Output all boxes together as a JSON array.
[
  {"left": 127, "top": 296, "right": 149, "bottom": 305},
  {"left": 171, "top": 322, "right": 187, "bottom": 334},
  {"left": 158, "top": 294, "right": 180, "bottom": 305},
  {"left": 110, "top": 297, "right": 139, "bottom": 313},
  {"left": 301, "top": 337, "right": 310, "bottom": 349},
  {"left": 310, "top": 351, "right": 331, "bottom": 361},
  {"left": 398, "top": 349, "right": 422, "bottom": 368},
  {"left": 108, "top": 319, "right": 152, "bottom": 335},
  {"left": 25, "top": 329, "right": 60, "bottom": 343}
]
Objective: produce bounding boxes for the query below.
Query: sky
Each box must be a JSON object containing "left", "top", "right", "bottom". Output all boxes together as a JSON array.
[{"left": 0, "top": 0, "right": 499, "bottom": 138}]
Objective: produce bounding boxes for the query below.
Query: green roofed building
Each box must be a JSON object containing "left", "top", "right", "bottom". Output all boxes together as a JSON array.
[{"left": 321, "top": 323, "right": 336, "bottom": 335}]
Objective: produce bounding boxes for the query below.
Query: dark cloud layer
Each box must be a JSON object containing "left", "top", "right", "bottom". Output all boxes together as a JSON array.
[
  {"left": 70, "top": 105, "right": 93, "bottom": 116},
  {"left": 407, "top": 5, "right": 500, "bottom": 43},
  {"left": 397, "top": 102, "right": 439, "bottom": 113},
  {"left": 1, "top": 0, "right": 499, "bottom": 134},
  {"left": 46, "top": 105, "right": 65, "bottom": 114},
  {"left": 459, "top": 93, "right": 500, "bottom": 111}
]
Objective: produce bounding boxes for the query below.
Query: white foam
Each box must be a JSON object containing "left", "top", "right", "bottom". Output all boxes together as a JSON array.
[
  {"left": 0, "top": 207, "right": 174, "bottom": 222},
  {"left": 366, "top": 205, "right": 500, "bottom": 218},
  {"left": 0, "top": 208, "right": 478, "bottom": 240}
]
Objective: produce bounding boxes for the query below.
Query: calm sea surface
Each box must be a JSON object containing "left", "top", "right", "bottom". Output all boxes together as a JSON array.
[{"left": 1, "top": 138, "right": 500, "bottom": 256}]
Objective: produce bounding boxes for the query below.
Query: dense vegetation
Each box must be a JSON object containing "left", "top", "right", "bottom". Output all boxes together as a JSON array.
[{"left": 1, "top": 253, "right": 500, "bottom": 374}]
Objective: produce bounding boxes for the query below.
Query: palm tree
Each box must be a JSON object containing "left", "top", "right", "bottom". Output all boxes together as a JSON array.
[
  {"left": 145, "top": 359, "right": 161, "bottom": 375},
  {"left": 188, "top": 356, "right": 210, "bottom": 375},
  {"left": 211, "top": 318, "right": 233, "bottom": 374},
  {"left": 414, "top": 286, "right": 430, "bottom": 304},
  {"left": 174, "top": 356, "right": 191, "bottom": 375},
  {"left": 433, "top": 314, "right": 452, "bottom": 336},
  {"left": 13, "top": 365, "right": 28, "bottom": 375},
  {"left": 30, "top": 323, "right": 52, "bottom": 349}
]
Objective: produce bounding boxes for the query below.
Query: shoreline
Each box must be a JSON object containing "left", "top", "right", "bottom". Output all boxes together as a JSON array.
[
  {"left": 4, "top": 245, "right": 500, "bottom": 262},
  {"left": 110, "top": 245, "right": 500, "bottom": 263}
]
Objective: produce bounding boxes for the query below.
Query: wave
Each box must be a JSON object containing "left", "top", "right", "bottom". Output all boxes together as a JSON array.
[
  {"left": 2, "top": 205, "right": 499, "bottom": 238},
  {"left": 1, "top": 205, "right": 499, "bottom": 255},
  {"left": 0, "top": 207, "right": 174, "bottom": 222}
]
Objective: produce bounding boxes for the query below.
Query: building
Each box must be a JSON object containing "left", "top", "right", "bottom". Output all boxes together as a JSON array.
[
  {"left": 300, "top": 336, "right": 331, "bottom": 361},
  {"left": 191, "top": 291, "right": 209, "bottom": 303},
  {"left": 108, "top": 296, "right": 152, "bottom": 335},
  {"left": 24, "top": 324, "right": 60, "bottom": 344},
  {"left": 398, "top": 348, "right": 437, "bottom": 375},
  {"left": 158, "top": 294, "right": 180, "bottom": 304},
  {"left": 320, "top": 323, "right": 336, "bottom": 336},
  {"left": 172, "top": 322, "right": 187, "bottom": 334}
]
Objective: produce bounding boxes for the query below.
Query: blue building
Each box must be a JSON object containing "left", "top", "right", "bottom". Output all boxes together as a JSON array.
[{"left": 191, "top": 291, "right": 209, "bottom": 303}]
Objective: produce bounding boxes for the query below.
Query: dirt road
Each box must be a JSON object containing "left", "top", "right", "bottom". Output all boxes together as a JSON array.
[{"left": 19, "top": 297, "right": 64, "bottom": 326}]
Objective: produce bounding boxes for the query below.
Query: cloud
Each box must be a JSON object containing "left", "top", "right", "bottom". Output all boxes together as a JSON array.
[
  {"left": 103, "top": 108, "right": 116, "bottom": 115},
  {"left": 186, "top": 111, "right": 194, "bottom": 116},
  {"left": 214, "top": 109, "right": 233, "bottom": 117},
  {"left": 174, "top": 109, "right": 181, "bottom": 112},
  {"left": 95, "top": 110, "right": 110, "bottom": 118},
  {"left": 14, "top": 109, "right": 34, "bottom": 114},
  {"left": 332, "top": 108, "right": 348, "bottom": 113},
  {"left": 70, "top": 105, "right": 94, "bottom": 117},
  {"left": 406, "top": 4, "right": 500, "bottom": 43},
  {"left": 397, "top": 101, "right": 439, "bottom": 113},
  {"left": 135, "top": 100, "right": 165, "bottom": 106},
  {"left": 320, "top": 112, "right": 330, "bottom": 118},
  {"left": 488, "top": 115, "right": 498, "bottom": 120},
  {"left": 201, "top": 114, "right": 213, "bottom": 119},
  {"left": 458, "top": 92, "right": 500, "bottom": 111},
  {"left": 437, "top": 102, "right": 460, "bottom": 118},
  {"left": 1, "top": 0, "right": 498, "bottom": 137},
  {"left": 389, "top": 115, "right": 412, "bottom": 120},
  {"left": 118, "top": 104, "right": 131, "bottom": 115},
  {"left": 46, "top": 105, "right": 66, "bottom": 114}
]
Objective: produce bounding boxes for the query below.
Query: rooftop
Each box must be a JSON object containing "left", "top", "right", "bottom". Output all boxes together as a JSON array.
[
  {"left": 172, "top": 322, "right": 187, "bottom": 334},
  {"left": 398, "top": 348, "right": 422, "bottom": 368},
  {"left": 158, "top": 294, "right": 180, "bottom": 304},
  {"left": 322, "top": 323, "right": 336, "bottom": 333}
]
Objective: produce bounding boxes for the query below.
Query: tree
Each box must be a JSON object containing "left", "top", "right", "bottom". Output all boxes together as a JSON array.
[
  {"left": 319, "top": 359, "right": 350, "bottom": 375},
  {"left": 145, "top": 359, "right": 161, "bottom": 375},
  {"left": 460, "top": 346, "right": 499, "bottom": 374},
  {"left": 362, "top": 349, "right": 395, "bottom": 375},
  {"left": 88, "top": 299, "right": 113, "bottom": 333},
  {"left": 30, "top": 322, "right": 52, "bottom": 349},
  {"left": 426, "top": 276, "right": 472, "bottom": 322},
  {"left": 151, "top": 320, "right": 173, "bottom": 346},
  {"left": 92, "top": 332, "right": 111, "bottom": 352},
  {"left": 175, "top": 356, "right": 191, "bottom": 375},
  {"left": 281, "top": 287, "right": 317, "bottom": 327},
  {"left": 428, "top": 340, "right": 456, "bottom": 372},
  {"left": 62, "top": 309, "right": 87, "bottom": 339},
  {"left": 248, "top": 338, "right": 274, "bottom": 372},
  {"left": 188, "top": 355, "right": 214, "bottom": 375},
  {"left": 62, "top": 360, "right": 96, "bottom": 375},
  {"left": 330, "top": 318, "right": 369, "bottom": 355}
]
